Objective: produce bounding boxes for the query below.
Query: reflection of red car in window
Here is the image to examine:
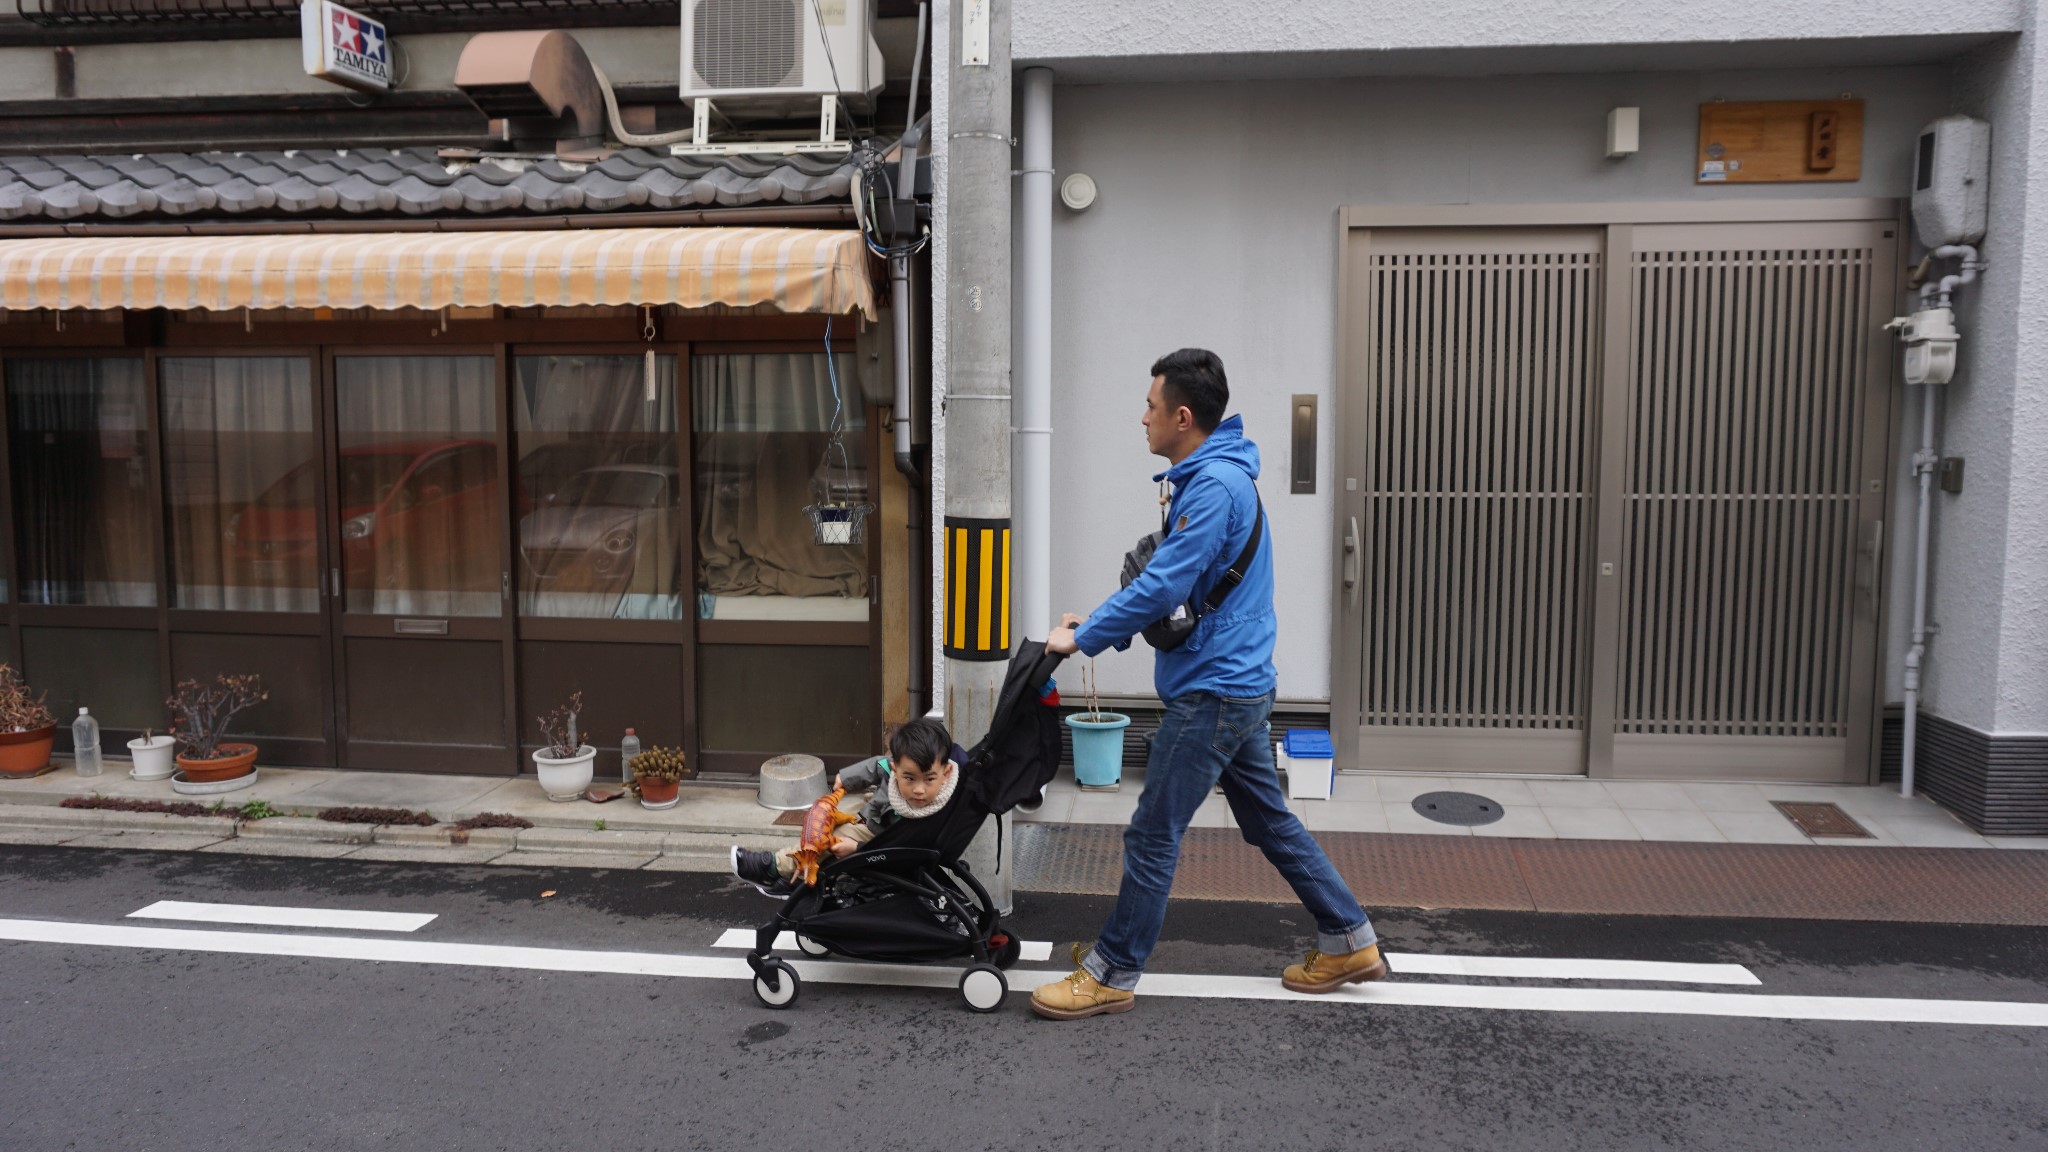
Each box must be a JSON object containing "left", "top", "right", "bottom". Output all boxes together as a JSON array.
[{"left": 228, "top": 440, "right": 498, "bottom": 598}]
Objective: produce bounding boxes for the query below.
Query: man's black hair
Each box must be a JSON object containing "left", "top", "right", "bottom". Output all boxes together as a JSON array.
[
  {"left": 1150, "top": 347, "right": 1230, "bottom": 434},
  {"left": 888, "top": 717, "right": 953, "bottom": 772}
]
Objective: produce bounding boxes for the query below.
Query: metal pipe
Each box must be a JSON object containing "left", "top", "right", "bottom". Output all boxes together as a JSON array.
[
  {"left": 1016, "top": 66, "right": 1053, "bottom": 643},
  {"left": 0, "top": 204, "right": 856, "bottom": 239},
  {"left": 1901, "top": 381, "right": 1937, "bottom": 798},
  {"left": 1919, "top": 244, "right": 1983, "bottom": 307},
  {"left": 892, "top": 2, "right": 929, "bottom": 489}
]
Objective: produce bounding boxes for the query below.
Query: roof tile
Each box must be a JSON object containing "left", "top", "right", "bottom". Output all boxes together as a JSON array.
[{"left": 0, "top": 142, "right": 877, "bottom": 223}]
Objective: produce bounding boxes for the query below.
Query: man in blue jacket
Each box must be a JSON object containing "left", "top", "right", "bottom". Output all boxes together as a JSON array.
[{"left": 1032, "top": 348, "right": 1387, "bottom": 1020}]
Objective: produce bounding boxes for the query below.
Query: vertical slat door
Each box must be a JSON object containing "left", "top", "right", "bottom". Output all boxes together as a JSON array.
[
  {"left": 1609, "top": 221, "right": 1894, "bottom": 781},
  {"left": 1343, "top": 228, "right": 1603, "bottom": 772}
]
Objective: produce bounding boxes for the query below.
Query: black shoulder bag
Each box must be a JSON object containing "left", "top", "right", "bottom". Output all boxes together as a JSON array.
[{"left": 1119, "top": 489, "right": 1265, "bottom": 652}]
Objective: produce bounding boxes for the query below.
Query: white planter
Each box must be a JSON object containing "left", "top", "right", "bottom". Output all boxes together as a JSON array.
[
  {"left": 128, "top": 735, "right": 176, "bottom": 781},
  {"left": 533, "top": 745, "right": 596, "bottom": 802}
]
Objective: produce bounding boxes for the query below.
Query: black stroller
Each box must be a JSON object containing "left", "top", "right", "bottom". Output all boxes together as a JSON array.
[{"left": 746, "top": 641, "right": 1065, "bottom": 1013}]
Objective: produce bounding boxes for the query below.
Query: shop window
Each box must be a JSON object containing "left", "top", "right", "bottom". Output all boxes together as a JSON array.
[
  {"left": 334, "top": 356, "right": 500, "bottom": 617},
  {"left": 513, "top": 354, "right": 682, "bottom": 620},
  {"left": 160, "top": 357, "right": 318, "bottom": 612},
  {"left": 691, "top": 352, "right": 869, "bottom": 622},
  {"left": 6, "top": 358, "right": 154, "bottom": 607}
]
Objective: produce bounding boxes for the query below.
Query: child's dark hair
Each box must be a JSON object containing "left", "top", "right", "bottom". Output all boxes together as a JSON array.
[{"left": 888, "top": 717, "right": 953, "bottom": 772}]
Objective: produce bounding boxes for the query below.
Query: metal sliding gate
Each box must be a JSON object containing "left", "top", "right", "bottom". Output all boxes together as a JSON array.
[{"left": 1336, "top": 211, "right": 1896, "bottom": 782}]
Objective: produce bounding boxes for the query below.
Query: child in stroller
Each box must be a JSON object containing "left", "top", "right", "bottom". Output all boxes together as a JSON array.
[
  {"left": 729, "top": 718, "right": 966, "bottom": 896},
  {"left": 739, "top": 642, "right": 1066, "bottom": 1013}
]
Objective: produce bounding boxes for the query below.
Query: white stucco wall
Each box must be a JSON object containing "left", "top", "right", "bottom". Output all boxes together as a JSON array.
[
  {"left": 1037, "top": 65, "right": 1954, "bottom": 700},
  {"left": 1012, "top": 0, "right": 2022, "bottom": 81},
  {"left": 1929, "top": 26, "right": 2048, "bottom": 734}
]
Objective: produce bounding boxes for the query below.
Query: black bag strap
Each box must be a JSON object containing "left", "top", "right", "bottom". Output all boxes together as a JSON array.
[{"left": 1202, "top": 496, "right": 1264, "bottom": 612}]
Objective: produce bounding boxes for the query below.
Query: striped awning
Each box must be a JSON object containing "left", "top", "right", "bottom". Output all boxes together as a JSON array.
[{"left": 0, "top": 227, "right": 875, "bottom": 318}]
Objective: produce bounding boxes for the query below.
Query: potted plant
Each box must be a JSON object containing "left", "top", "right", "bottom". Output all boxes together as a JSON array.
[
  {"left": 127, "top": 727, "right": 176, "bottom": 781},
  {"left": 533, "top": 691, "right": 595, "bottom": 801},
  {"left": 167, "top": 675, "right": 266, "bottom": 784},
  {"left": 627, "top": 745, "right": 688, "bottom": 810},
  {"left": 0, "top": 664, "right": 57, "bottom": 778}
]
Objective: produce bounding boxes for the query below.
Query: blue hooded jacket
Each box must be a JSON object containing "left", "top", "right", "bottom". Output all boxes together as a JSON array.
[{"left": 1074, "top": 414, "right": 1278, "bottom": 702}]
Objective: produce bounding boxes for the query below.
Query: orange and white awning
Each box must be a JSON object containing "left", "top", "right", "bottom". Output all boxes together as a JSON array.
[{"left": 0, "top": 226, "right": 875, "bottom": 318}]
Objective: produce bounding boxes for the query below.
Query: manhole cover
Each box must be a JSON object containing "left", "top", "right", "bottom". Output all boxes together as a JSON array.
[
  {"left": 1771, "top": 801, "right": 1873, "bottom": 838},
  {"left": 1411, "top": 791, "right": 1505, "bottom": 827}
]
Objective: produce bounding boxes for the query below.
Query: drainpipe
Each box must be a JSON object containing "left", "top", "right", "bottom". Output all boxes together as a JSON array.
[
  {"left": 892, "top": 4, "right": 931, "bottom": 713},
  {"left": 945, "top": 0, "right": 1014, "bottom": 912},
  {"left": 1015, "top": 66, "right": 1053, "bottom": 642},
  {"left": 1901, "top": 382, "right": 1937, "bottom": 799}
]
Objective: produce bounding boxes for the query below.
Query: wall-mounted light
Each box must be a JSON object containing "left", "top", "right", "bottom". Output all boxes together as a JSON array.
[
  {"left": 1060, "top": 172, "right": 1098, "bottom": 210},
  {"left": 1607, "top": 107, "right": 1640, "bottom": 158}
]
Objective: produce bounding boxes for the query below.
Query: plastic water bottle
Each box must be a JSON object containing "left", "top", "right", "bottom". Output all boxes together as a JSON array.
[
  {"left": 72, "top": 708, "right": 103, "bottom": 778},
  {"left": 620, "top": 728, "right": 640, "bottom": 785}
]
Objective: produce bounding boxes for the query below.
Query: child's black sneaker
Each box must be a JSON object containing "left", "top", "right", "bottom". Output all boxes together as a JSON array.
[{"left": 730, "top": 846, "right": 789, "bottom": 896}]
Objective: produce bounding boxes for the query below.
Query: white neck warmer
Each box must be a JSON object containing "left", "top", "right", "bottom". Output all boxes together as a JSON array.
[{"left": 886, "top": 765, "right": 958, "bottom": 819}]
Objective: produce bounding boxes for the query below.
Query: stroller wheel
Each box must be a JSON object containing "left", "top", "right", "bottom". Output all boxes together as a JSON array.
[
  {"left": 990, "top": 932, "right": 1023, "bottom": 970},
  {"left": 794, "top": 934, "right": 830, "bottom": 958},
  {"left": 753, "top": 959, "right": 801, "bottom": 1009},
  {"left": 959, "top": 964, "right": 1008, "bottom": 1013}
]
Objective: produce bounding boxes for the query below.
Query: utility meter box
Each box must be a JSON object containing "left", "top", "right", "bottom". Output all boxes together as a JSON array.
[{"left": 1912, "top": 115, "right": 1991, "bottom": 247}]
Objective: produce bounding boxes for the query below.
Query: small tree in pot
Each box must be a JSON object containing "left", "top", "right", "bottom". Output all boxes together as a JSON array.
[
  {"left": 533, "top": 691, "right": 596, "bottom": 801},
  {"left": 627, "top": 746, "right": 688, "bottom": 809},
  {"left": 167, "top": 675, "right": 267, "bottom": 783},
  {"left": 0, "top": 664, "right": 58, "bottom": 778}
]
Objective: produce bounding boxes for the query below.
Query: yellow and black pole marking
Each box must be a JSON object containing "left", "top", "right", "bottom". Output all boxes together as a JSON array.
[{"left": 943, "top": 516, "right": 1011, "bottom": 661}]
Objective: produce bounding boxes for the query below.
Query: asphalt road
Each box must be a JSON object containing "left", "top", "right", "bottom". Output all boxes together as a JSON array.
[{"left": 2, "top": 844, "right": 2045, "bottom": 1152}]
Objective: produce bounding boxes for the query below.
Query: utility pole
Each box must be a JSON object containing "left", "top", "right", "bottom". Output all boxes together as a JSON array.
[{"left": 944, "top": 0, "right": 1014, "bottom": 909}]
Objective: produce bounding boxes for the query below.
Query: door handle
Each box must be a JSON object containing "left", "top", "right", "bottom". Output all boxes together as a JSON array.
[
  {"left": 1857, "top": 519, "right": 1884, "bottom": 615},
  {"left": 1344, "top": 516, "right": 1360, "bottom": 612}
]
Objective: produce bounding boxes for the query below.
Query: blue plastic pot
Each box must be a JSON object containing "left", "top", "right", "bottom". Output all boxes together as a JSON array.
[{"left": 1065, "top": 711, "right": 1130, "bottom": 788}]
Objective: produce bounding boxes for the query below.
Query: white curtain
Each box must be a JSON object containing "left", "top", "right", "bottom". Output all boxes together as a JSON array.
[
  {"left": 160, "top": 357, "right": 317, "bottom": 612},
  {"left": 6, "top": 358, "right": 154, "bottom": 607},
  {"left": 335, "top": 356, "right": 499, "bottom": 617},
  {"left": 691, "top": 353, "right": 869, "bottom": 618},
  {"left": 513, "top": 354, "right": 682, "bottom": 620}
]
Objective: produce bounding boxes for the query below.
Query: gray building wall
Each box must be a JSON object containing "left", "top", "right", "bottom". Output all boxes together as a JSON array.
[
  {"left": 1032, "top": 65, "right": 1954, "bottom": 700},
  {"left": 1933, "top": 24, "right": 2048, "bottom": 735}
]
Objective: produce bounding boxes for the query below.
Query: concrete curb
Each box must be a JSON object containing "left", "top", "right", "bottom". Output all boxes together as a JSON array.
[
  {"left": 512, "top": 828, "right": 667, "bottom": 854},
  {"left": 239, "top": 817, "right": 374, "bottom": 844}
]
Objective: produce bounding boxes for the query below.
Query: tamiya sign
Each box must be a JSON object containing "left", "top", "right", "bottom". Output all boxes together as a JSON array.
[{"left": 301, "top": 0, "right": 391, "bottom": 92}]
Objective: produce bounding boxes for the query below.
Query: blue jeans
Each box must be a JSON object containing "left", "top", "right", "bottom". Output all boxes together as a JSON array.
[{"left": 1082, "top": 691, "right": 1376, "bottom": 991}]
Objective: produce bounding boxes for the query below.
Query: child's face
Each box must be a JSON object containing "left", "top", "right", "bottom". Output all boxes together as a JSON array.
[{"left": 893, "top": 756, "right": 954, "bottom": 808}]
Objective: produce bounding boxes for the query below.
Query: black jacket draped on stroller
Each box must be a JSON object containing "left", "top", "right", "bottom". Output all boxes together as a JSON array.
[{"left": 747, "top": 641, "right": 1065, "bottom": 1012}]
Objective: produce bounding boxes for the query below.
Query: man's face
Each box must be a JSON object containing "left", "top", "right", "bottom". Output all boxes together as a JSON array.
[
  {"left": 893, "top": 756, "right": 954, "bottom": 808},
  {"left": 1142, "top": 375, "right": 1185, "bottom": 458}
]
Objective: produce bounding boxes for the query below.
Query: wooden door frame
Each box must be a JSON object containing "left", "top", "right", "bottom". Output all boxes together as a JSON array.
[{"left": 1332, "top": 198, "right": 1903, "bottom": 779}]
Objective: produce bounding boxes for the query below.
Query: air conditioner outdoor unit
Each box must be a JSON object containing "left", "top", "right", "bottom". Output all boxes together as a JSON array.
[{"left": 681, "top": 0, "right": 884, "bottom": 114}]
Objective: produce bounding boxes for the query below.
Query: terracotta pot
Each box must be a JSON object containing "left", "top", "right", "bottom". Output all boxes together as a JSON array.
[
  {"left": 638, "top": 776, "right": 681, "bottom": 807},
  {"left": 0, "top": 726, "right": 56, "bottom": 778},
  {"left": 178, "top": 742, "right": 258, "bottom": 784}
]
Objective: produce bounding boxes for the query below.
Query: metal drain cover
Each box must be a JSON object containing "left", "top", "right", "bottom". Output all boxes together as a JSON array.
[{"left": 1411, "top": 791, "right": 1505, "bottom": 827}]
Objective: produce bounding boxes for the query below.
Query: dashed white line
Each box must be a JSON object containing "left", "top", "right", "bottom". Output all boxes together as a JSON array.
[
  {"left": 128, "top": 900, "right": 437, "bottom": 933},
  {"left": 1381, "top": 953, "right": 1760, "bottom": 986},
  {"left": 3, "top": 918, "right": 2041, "bottom": 1028}
]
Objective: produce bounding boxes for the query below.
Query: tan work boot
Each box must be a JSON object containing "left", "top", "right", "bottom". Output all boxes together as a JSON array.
[
  {"left": 1031, "top": 957, "right": 1136, "bottom": 1020},
  {"left": 1282, "top": 944, "right": 1390, "bottom": 993}
]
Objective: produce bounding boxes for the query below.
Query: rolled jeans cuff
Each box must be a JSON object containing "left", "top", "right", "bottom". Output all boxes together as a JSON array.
[
  {"left": 1318, "top": 921, "right": 1378, "bottom": 955},
  {"left": 1080, "top": 947, "right": 1143, "bottom": 992}
]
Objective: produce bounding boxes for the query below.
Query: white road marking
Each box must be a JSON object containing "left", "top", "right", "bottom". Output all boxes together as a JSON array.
[
  {"left": 128, "top": 900, "right": 436, "bottom": 933},
  {"left": 713, "top": 927, "right": 1053, "bottom": 963},
  {"left": 3, "top": 918, "right": 2043, "bottom": 1029},
  {"left": 1382, "top": 953, "right": 1760, "bottom": 986}
]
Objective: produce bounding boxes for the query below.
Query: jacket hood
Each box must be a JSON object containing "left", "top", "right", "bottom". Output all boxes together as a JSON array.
[{"left": 1154, "top": 414, "right": 1261, "bottom": 485}]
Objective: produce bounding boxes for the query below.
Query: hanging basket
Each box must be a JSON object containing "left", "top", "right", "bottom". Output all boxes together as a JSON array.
[{"left": 802, "top": 502, "right": 873, "bottom": 547}]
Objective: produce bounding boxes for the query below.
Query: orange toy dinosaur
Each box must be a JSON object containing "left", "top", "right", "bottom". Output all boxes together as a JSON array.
[{"left": 789, "top": 786, "right": 860, "bottom": 887}]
